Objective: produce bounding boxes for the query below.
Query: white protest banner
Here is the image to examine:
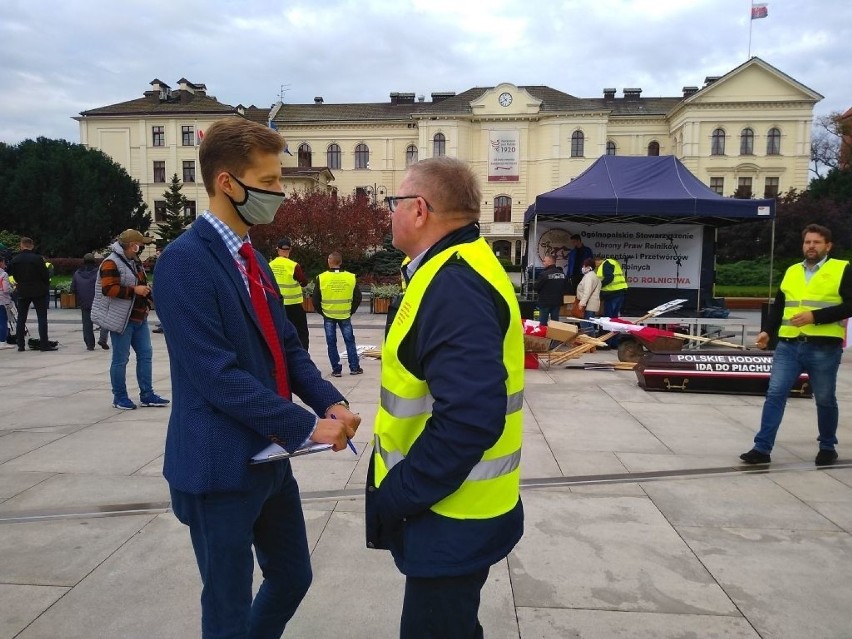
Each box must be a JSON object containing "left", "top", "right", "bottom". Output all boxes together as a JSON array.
[
  {"left": 488, "top": 131, "right": 519, "bottom": 182},
  {"left": 533, "top": 222, "right": 703, "bottom": 289}
]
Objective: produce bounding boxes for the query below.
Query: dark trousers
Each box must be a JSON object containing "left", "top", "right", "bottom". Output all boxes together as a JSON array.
[
  {"left": 16, "top": 295, "right": 48, "bottom": 348},
  {"left": 170, "top": 462, "right": 312, "bottom": 639},
  {"left": 400, "top": 568, "right": 490, "bottom": 639},
  {"left": 284, "top": 302, "right": 309, "bottom": 350},
  {"left": 80, "top": 307, "right": 108, "bottom": 349}
]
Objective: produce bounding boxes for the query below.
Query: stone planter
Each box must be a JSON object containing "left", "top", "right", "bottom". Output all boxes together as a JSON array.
[{"left": 60, "top": 292, "right": 78, "bottom": 309}]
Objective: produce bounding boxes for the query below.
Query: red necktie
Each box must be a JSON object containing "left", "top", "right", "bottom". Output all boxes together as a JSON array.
[{"left": 238, "top": 243, "right": 291, "bottom": 399}]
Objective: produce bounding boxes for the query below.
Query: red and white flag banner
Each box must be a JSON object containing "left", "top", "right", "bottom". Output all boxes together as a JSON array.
[{"left": 751, "top": 3, "right": 768, "bottom": 19}]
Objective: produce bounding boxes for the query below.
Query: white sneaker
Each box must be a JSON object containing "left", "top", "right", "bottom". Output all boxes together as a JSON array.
[{"left": 0, "top": 343, "right": 13, "bottom": 349}]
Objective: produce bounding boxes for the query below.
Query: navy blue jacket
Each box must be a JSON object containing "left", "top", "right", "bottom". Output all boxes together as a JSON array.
[
  {"left": 71, "top": 264, "right": 99, "bottom": 310},
  {"left": 566, "top": 245, "right": 594, "bottom": 280},
  {"left": 366, "top": 223, "right": 524, "bottom": 577},
  {"left": 154, "top": 216, "right": 345, "bottom": 494}
]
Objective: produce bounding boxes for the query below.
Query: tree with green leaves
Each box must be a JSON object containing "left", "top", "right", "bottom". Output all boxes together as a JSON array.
[
  {"left": 157, "top": 173, "right": 191, "bottom": 245},
  {"left": 0, "top": 137, "right": 150, "bottom": 257}
]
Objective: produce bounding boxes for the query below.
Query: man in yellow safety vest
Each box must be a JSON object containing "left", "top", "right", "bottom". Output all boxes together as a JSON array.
[
  {"left": 366, "top": 157, "right": 524, "bottom": 638},
  {"left": 312, "top": 251, "right": 363, "bottom": 377},
  {"left": 269, "top": 237, "right": 310, "bottom": 349},
  {"left": 741, "top": 223, "right": 852, "bottom": 467}
]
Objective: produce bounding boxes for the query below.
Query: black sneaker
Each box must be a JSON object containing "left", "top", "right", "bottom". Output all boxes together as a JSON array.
[
  {"left": 331, "top": 371, "right": 342, "bottom": 378},
  {"left": 739, "top": 449, "right": 771, "bottom": 464},
  {"left": 815, "top": 449, "right": 838, "bottom": 466},
  {"left": 98, "top": 340, "right": 110, "bottom": 350},
  {"left": 350, "top": 368, "right": 364, "bottom": 375}
]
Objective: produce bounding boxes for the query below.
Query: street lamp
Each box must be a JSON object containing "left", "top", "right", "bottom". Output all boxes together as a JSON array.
[{"left": 366, "top": 184, "right": 387, "bottom": 206}]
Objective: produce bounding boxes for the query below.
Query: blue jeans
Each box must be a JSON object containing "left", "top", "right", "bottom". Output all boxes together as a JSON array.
[
  {"left": 170, "top": 462, "right": 312, "bottom": 639},
  {"left": 602, "top": 292, "right": 625, "bottom": 318},
  {"left": 109, "top": 318, "right": 153, "bottom": 401},
  {"left": 754, "top": 339, "right": 843, "bottom": 453},
  {"left": 0, "top": 304, "right": 7, "bottom": 341},
  {"left": 323, "top": 317, "right": 360, "bottom": 373},
  {"left": 581, "top": 310, "right": 597, "bottom": 335},
  {"left": 537, "top": 304, "right": 561, "bottom": 327}
]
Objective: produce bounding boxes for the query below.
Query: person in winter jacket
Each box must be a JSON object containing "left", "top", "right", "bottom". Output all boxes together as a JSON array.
[
  {"left": 7, "top": 237, "right": 53, "bottom": 351},
  {"left": 71, "top": 253, "right": 109, "bottom": 350},
  {"left": 575, "top": 257, "right": 602, "bottom": 335},
  {"left": 534, "top": 254, "right": 567, "bottom": 326}
]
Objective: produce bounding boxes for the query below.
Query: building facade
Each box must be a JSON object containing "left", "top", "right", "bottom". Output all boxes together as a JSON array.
[{"left": 78, "top": 59, "right": 821, "bottom": 261}]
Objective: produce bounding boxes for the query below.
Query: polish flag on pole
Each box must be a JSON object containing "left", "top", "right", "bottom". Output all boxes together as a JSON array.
[
  {"left": 751, "top": 3, "right": 768, "bottom": 19},
  {"left": 196, "top": 129, "right": 204, "bottom": 146}
]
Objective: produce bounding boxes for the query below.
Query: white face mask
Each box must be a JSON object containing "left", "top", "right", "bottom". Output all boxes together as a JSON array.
[
  {"left": 227, "top": 174, "right": 286, "bottom": 226},
  {"left": 581, "top": 266, "right": 592, "bottom": 274}
]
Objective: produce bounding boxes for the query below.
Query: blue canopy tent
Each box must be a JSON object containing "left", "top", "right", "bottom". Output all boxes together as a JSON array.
[{"left": 524, "top": 155, "right": 777, "bottom": 312}]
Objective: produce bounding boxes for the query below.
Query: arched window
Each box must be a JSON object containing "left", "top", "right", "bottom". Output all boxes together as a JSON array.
[
  {"left": 571, "top": 130, "right": 584, "bottom": 157},
  {"left": 492, "top": 240, "right": 512, "bottom": 260},
  {"left": 354, "top": 143, "right": 369, "bottom": 169},
  {"left": 494, "top": 195, "right": 512, "bottom": 223},
  {"left": 406, "top": 144, "right": 418, "bottom": 167},
  {"left": 326, "top": 143, "right": 341, "bottom": 170},
  {"left": 647, "top": 140, "right": 660, "bottom": 156},
  {"left": 740, "top": 128, "right": 754, "bottom": 155},
  {"left": 711, "top": 128, "right": 726, "bottom": 156},
  {"left": 297, "top": 143, "right": 312, "bottom": 168},
  {"left": 605, "top": 140, "right": 617, "bottom": 156},
  {"left": 433, "top": 133, "right": 446, "bottom": 157},
  {"left": 767, "top": 127, "right": 781, "bottom": 155}
]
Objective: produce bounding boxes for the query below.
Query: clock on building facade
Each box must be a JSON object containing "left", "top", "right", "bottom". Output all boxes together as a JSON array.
[{"left": 498, "top": 92, "right": 513, "bottom": 107}]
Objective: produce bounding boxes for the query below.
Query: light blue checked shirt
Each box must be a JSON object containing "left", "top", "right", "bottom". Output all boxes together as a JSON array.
[{"left": 202, "top": 211, "right": 250, "bottom": 290}]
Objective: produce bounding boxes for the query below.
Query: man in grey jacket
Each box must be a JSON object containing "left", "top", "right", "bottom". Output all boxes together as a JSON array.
[{"left": 71, "top": 253, "right": 109, "bottom": 351}]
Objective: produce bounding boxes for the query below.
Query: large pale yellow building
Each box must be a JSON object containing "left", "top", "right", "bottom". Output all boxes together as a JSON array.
[{"left": 77, "top": 58, "right": 821, "bottom": 261}]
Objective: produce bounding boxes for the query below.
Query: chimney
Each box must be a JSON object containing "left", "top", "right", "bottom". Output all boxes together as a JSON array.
[
  {"left": 390, "top": 92, "right": 416, "bottom": 105},
  {"left": 623, "top": 88, "right": 642, "bottom": 101},
  {"left": 147, "top": 78, "right": 171, "bottom": 103},
  {"left": 704, "top": 76, "right": 721, "bottom": 87},
  {"left": 314, "top": 96, "right": 324, "bottom": 104},
  {"left": 682, "top": 86, "right": 699, "bottom": 98},
  {"left": 177, "top": 78, "right": 195, "bottom": 94},
  {"left": 417, "top": 95, "right": 425, "bottom": 102},
  {"left": 430, "top": 92, "right": 456, "bottom": 104},
  {"left": 603, "top": 87, "right": 616, "bottom": 101}
]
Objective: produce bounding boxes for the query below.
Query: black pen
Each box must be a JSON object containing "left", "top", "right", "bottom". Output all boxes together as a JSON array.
[{"left": 331, "top": 413, "right": 358, "bottom": 455}]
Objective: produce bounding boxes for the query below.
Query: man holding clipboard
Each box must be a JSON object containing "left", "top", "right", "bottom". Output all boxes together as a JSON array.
[{"left": 154, "top": 118, "right": 360, "bottom": 639}]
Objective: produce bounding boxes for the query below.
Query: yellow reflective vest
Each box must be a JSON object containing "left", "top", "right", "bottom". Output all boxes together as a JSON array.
[
  {"left": 778, "top": 258, "right": 848, "bottom": 339},
  {"left": 399, "top": 255, "right": 412, "bottom": 291},
  {"left": 317, "top": 270, "right": 356, "bottom": 319},
  {"left": 373, "top": 237, "right": 524, "bottom": 519},
  {"left": 597, "top": 258, "right": 627, "bottom": 293},
  {"left": 269, "top": 256, "right": 303, "bottom": 305}
]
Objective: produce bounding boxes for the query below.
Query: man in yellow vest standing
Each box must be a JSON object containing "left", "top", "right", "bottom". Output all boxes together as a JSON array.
[
  {"left": 595, "top": 255, "right": 628, "bottom": 318},
  {"left": 741, "top": 224, "right": 851, "bottom": 467},
  {"left": 312, "top": 251, "right": 363, "bottom": 377},
  {"left": 269, "top": 237, "right": 310, "bottom": 349},
  {"left": 367, "top": 157, "right": 524, "bottom": 639}
]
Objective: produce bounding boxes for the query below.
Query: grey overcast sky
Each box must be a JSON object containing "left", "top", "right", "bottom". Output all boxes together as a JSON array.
[{"left": 1, "top": 0, "right": 849, "bottom": 144}]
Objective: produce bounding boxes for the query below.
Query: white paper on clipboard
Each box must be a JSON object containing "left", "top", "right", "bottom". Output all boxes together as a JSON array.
[{"left": 250, "top": 439, "right": 333, "bottom": 464}]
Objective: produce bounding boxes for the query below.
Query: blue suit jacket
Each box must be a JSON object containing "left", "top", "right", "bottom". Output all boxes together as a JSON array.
[{"left": 154, "top": 216, "right": 345, "bottom": 494}]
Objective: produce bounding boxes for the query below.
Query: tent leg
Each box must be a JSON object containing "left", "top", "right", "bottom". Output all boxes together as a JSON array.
[{"left": 768, "top": 219, "right": 776, "bottom": 300}]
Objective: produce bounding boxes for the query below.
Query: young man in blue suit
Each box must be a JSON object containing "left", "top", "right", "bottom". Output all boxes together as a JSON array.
[{"left": 154, "top": 118, "right": 360, "bottom": 639}]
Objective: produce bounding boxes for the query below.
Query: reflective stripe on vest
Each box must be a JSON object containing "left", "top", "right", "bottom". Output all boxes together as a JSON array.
[
  {"left": 374, "top": 434, "right": 522, "bottom": 481},
  {"left": 318, "top": 270, "right": 356, "bottom": 319},
  {"left": 269, "top": 257, "right": 302, "bottom": 305},
  {"left": 372, "top": 237, "right": 524, "bottom": 520},
  {"left": 597, "top": 258, "right": 627, "bottom": 293},
  {"left": 778, "top": 259, "right": 848, "bottom": 339}
]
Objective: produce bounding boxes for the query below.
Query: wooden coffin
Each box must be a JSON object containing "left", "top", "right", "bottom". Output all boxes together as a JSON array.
[{"left": 635, "top": 350, "right": 812, "bottom": 398}]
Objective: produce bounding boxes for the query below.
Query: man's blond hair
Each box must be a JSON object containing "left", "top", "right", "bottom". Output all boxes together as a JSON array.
[
  {"left": 199, "top": 118, "right": 284, "bottom": 196},
  {"left": 406, "top": 157, "right": 481, "bottom": 222}
]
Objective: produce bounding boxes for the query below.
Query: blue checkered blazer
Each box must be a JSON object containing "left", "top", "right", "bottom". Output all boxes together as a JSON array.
[{"left": 154, "top": 216, "right": 345, "bottom": 494}]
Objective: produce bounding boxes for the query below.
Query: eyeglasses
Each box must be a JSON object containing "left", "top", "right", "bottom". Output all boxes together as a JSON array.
[{"left": 385, "top": 195, "right": 434, "bottom": 213}]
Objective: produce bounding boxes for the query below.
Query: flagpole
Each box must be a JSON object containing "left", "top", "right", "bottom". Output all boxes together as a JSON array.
[{"left": 748, "top": 0, "right": 754, "bottom": 58}]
